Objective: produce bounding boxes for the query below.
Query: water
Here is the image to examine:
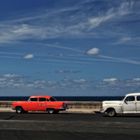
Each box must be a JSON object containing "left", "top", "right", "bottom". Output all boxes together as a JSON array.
[{"left": 0, "top": 96, "right": 124, "bottom": 101}]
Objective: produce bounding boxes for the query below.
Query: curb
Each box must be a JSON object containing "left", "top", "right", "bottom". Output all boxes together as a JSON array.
[{"left": 0, "top": 108, "right": 98, "bottom": 114}]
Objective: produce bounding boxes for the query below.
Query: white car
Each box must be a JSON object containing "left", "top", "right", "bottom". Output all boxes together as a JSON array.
[{"left": 101, "top": 93, "right": 140, "bottom": 117}]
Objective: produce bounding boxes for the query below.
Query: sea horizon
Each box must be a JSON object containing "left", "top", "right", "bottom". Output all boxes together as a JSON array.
[{"left": 0, "top": 96, "right": 124, "bottom": 101}]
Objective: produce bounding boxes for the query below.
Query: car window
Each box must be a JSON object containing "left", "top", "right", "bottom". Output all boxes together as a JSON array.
[
  {"left": 30, "top": 98, "right": 38, "bottom": 101},
  {"left": 125, "top": 96, "right": 135, "bottom": 102},
  {"left": 39, "top": 98, "right": 47, "bottom": 102},
  {"left": 137, "top": 96, "right": 140, "bottom": 101},
  {"left": 49, "top": 97, "right": 56, "bottom": 101}
]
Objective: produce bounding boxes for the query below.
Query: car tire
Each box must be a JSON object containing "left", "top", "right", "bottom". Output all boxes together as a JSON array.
[
  {"left": 106, "top": 108, "right": 116, "bottom": 117},
  {"left": 47, "top": 109, "right": 55, "bottom": 114},
  {"left": 16, "top": 107, "right": 23, "bottom": 114}
]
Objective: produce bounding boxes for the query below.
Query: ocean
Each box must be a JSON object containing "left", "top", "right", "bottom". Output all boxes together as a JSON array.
[{"left": 0, "top": 96, "right": 124, "bottom": 101}]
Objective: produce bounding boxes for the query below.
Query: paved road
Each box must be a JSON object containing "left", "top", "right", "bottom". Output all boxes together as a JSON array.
[{"left": 0, "top": 112, "right": 140, "bottom": 140}]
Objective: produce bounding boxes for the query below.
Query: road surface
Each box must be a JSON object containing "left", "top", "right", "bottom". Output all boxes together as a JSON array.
[{"left": 0, "top": 112, "right": 140, "bottom": 140}]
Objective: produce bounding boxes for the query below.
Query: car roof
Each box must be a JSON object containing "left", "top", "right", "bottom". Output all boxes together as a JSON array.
[
  {"left": 126, "top": 93, "right": 140, "bottom": 96},
  {"left": 30, "top": 95, "right": 51, "bottom": 99}
]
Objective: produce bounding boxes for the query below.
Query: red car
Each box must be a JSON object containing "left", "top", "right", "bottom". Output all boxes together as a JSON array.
[{"left": 12, "top": 95, "right": 67, "bottom": 114}]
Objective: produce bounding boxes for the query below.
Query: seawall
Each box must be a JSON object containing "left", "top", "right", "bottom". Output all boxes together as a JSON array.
[{"left": 0, "top": 101, "right": 102, "bottom": 113}]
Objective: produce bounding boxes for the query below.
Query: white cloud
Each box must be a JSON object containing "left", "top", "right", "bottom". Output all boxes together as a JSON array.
[
  {"left": 88, "top": 1, "right": 133, "bottom": 29},
  {"left": 118, "top": 1, "right": 134, "bottom": 16},
  {"left": 24, "top": 54, "right": 34, "bottom": 59},
  {"left": 116, "top": 36, "right": 132, "bottom": 44},
  {"left": 0, "top": 1, "right": 134, "bottom": 44},
  {"left": 88, "top": 9, "right": 114, "bottom": 29},
  {"left": 100, "top": 55, "right": 140, "bottom": 65},
  {"left": 0, "top": 24, "right": 39, "bottom": 43},
  {"left": 103, "top": 78, "right": 118, "bottom": 82},
  {"left": 56, "top": 69, "right": 81, "bottom": 74},
  {"left": 33, "top": 80, "right": 47, "bottom": 88},
  {"left": 121, "top": 37, "right": 132, "bottom": 42},
  {"left": 0, "top": 73, "right": 140, "bottom": 96},
  {"left": 116, "top": 36, "right": 140, "bottom": 45},
  {"left": 86, "top": 48, "right": 100, "bottom": 56},
  {"left": 3, "top": 74, "right": 19, "bottom": 78},
  {"left": 133, "top": 78, "right": 140, "bottom": 81},
  {"left": 0, "top": 73, "right": 24, "bottom": 88},
  {"left": 12, "top": 24, "right": 32, "bottom": 34},
  {"left": 73, "top": 79, "right": 87, "bottom": 83}
]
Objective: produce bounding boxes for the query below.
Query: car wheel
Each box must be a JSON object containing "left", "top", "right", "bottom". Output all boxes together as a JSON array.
[
  {"left": 106, "top": 109, "right": 116, "bottom": 117},
  {"left": 47, "top": 109, "right": 54, "bottom": 114},
  {"left": 16, "top": 107, "right": 23, "bottom": 114}
]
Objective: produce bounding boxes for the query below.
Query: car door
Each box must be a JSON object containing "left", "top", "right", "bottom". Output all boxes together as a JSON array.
[
  {"left": 27, "top": 97, "right": 39, "bottom": 111},
  {"left": 38, "top": 97, "right": 48, "bottom": 111},
  {"left": 136, "top": 96, "right": 140, "bottom": 113},
  {"left": 122, "top": 96, "right": 136, "bottom": 113}
]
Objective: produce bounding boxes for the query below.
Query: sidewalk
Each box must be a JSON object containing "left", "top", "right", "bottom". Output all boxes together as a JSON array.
[
  {"left": 0, "top": 108, "right": 14, "bottom": 112},
  {"left": 65, "top": 108, "right": 97, "bottom": 114},
  {"left": 0, "top": 107, "right": 99, "bottom": 114}
]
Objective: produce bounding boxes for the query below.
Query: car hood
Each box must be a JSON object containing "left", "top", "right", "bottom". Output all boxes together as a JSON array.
[{"left": 103, "top": 101, "right": 122, "bottom": 105}]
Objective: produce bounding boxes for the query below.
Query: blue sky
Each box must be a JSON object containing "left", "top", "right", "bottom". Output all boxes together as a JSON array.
[{"left": 0, "top": 0, "right": 140, "bottom": 96}]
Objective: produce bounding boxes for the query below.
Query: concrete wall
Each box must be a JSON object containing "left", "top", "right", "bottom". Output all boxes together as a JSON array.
[
  {"left": 67, "top": 101, "right": 102, "bottom": 110},
  {"left": 0, "top": 101, "right": 12, "bottom": 108},
  {"left": 0, "top": 101, "right": 102, "bottom": 111}
]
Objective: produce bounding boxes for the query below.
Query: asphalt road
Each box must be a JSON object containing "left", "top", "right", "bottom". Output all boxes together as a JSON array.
[{"left": 0, "top": 112, "right": 140, "bottom": 140}]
